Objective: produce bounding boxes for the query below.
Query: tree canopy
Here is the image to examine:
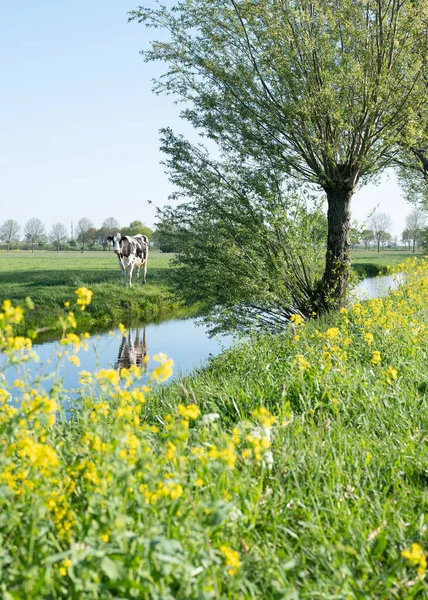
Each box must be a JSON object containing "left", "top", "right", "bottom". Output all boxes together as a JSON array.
[
  {"left": 132, "top": 0, "right": 428, "bottom": 312},
  {"left": 49, "top": 223, "right": 68, "bottom": 251},
  {"left": 24, "top": 218, "right": 46, "bottom": 253},
  {"left": 121, "top": 220, "right": 153, "bottom": 239},
  {"left": 76, "top": 218, "right": 95, "bottom": 251},
  {"left": 369, "top": 213, "right": 393, "bottom": 253},
  {"left": 404, "top": 208, "right": 427, "bottom": 252},
  {"left": 153, "top": 151, "right": 327, "bottom": 332},
  {"left": 0, "top": 220, "right": 20, "bottom": 252}
]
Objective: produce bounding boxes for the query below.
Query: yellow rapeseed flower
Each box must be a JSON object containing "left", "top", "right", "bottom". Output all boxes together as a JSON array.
[
  {"left": 151, "top": 354, "right": 174, "bottom": 383},
  {"left": 371, "top": 351, "right": 381, "bottom": 366},
  {"left": 96, "top": 369, "right": 120, "bottom": 386},
  {"left": 68, "top": 355, "right": 80, "bottom": 367},
  {"left": 294, "top": 354, "right": 310, "bottom": 372},
  {"left": 78, "top": 371, "right": 93, "bottom": 385},
  {"left": 402, "top": 543, "right": 427, "bottom": 576},
  {"left": 252, "top": 407, "right": 276, "bottom": 428},
  {"left": 364, "top": 333, "right": 374, "bottom": 345},
  {"left": 219, "top": 545, "right": 241, "bottom": 576},
  {"left": 74, "top": 287, "right": 93, "bottom": 311},
  {"left": 384, "top": 366, "right": 398, "bottom": 385},
  {"left": 177, "top": 404, "right": 200, "bottom": 420},
  {"left": 290, "top": 314, "right": 304, "bottom": 326},
  {"left": 325, "top": 327, "right": 340, "bottom": 340}
]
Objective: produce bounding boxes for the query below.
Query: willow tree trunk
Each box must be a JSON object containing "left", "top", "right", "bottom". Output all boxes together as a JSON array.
[{"left": 319, "top": 188, "right": 353, "bottom": 311}]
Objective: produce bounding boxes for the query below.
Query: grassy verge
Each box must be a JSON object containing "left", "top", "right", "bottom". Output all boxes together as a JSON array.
[
  {"left": 1, "top": 258, "right": 428, "bottom": 597},
  {"left": 0, "top": 251, "right": 189, "bottom": 336}
]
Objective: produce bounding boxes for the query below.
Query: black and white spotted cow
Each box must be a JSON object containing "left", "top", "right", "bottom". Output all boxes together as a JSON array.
[{"left": 107, "top": 232, "right": 149, "bottom": 287}]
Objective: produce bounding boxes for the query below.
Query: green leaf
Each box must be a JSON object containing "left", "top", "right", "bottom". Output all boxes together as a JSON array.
[{"left": 101, "top": 557, "right": 121, "bottom": 581}]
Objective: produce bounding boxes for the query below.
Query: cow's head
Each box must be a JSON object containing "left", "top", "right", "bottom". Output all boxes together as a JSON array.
[{"left": 107, "top": 232, "right": 122, "bottom": 254}]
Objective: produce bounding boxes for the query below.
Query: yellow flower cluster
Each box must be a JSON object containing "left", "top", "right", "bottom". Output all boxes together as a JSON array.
[
  {"left": 0, "top": 300, "right": 23, "bottom": 336},
  {"left": 207, "top": 442, "right": 237, "bottom": 469},
  {"left": 383, "top": 366, "right": 398, "bottom": 385},
  {"left": 151, "top": 353, "right": 174, "bottom": 383},
  {"left": 177, "top": 403, "right": 201, "bottom": 420},
  {"left": 252, "top": 407, "right": 276, "bottom": 429},
  {"left": 290, "top": 314, "right": 305, "bottom": 326},
  {"left": 14, "top": 436, "right": 59, "bottom": 474},
  {"left": 219, "top": 545, "right": 241, "bottom": 575},
  {"left": 402, "top": 543, "right": 427, "bottom": 576},
  {"left": 294, "top": 354, "right": 310, "bottom": 372},
  {"left": 364, "top": 332, "right": 374, "bottom": 345},
  {"left": 75, "top": 287, "right": 93, "bottom": 311},
  {"left": 371, "top": 351, "right": 381, "bottom": 366},
  {"left": 246, "top": 433, "right": 271, "bottom": 462},
  {"left": 325, "top": 327, "right": 340, "bottom": 340}
]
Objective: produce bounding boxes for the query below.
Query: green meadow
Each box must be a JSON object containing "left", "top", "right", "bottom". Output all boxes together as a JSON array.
[
  {"left": 0, "top": 251, "right": 183, "bottom": 335},
  {"left": 351, "top": 248, "right": 426, "bottom": 277}
]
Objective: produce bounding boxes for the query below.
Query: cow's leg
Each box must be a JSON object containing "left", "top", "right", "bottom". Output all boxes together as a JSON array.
[
  {"left": 128, "top": 261, "right": 135, "bottom": 287},
  {"left": 117, "top": 255, "right": 127, "bottom": 287},
  {"left": 143, "top": 258, "right": 147, "bottom": 285}
]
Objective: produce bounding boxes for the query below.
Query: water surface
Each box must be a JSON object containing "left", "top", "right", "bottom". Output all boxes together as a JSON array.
[
  {"left": 352, "top": 273, "right": 403, "bottom": 301},
  {"left": 2, "top": 318, "right": 233, "bottom": 393},
  {"left": 2, "top": 274, "right": 401, "bottom": 394}
]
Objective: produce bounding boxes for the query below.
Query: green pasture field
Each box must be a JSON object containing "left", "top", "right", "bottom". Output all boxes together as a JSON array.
[
  {"left": 0, "top": 251, "right": 183, "bottom": 335},
  {"left": 351, "top": 248, "right": 426, "bottom": 277}
]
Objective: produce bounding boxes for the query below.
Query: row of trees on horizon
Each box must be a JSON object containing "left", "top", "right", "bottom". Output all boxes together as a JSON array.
[
  {"left": 362, "top": 208, "right": 428, "bottom": 253},
  {"left": 1, "top": 209, "right": 428, "bottom": 254},
  {"left": 0, "top": 217, "right": 159, "bottom": 252}
]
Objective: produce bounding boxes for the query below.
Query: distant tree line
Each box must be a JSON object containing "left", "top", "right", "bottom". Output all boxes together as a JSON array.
[
  {"left": 354, "top": 208, "right": 428, "bottom": 253},
  {"left": 0, "top": 218, "right": 157, "bottom": 252}
]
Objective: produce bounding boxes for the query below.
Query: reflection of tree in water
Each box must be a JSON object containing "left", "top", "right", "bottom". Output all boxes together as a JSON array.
[{"left": 115, "top": 328, "right": 148, "bottom": 373}]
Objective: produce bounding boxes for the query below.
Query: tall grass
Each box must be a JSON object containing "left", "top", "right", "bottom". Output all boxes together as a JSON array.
[{"left": 0, "top": 257, "right": 428, "bottom": 597}]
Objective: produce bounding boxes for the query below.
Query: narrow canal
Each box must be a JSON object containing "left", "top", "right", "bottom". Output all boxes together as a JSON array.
[{"left": 1, "top": 273, "right": 402, "bottom": 392}]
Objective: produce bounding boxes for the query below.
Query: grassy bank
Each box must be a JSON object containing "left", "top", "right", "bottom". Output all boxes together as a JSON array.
[
  {"left": 0, "top": 251, "right": 187, "bottom": 335},
  {"left": 1, "top": 258, "right": 428, "bottom": 597}
]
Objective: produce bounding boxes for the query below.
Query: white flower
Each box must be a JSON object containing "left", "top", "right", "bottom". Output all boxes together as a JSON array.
[
  {"left": 227, "top": 505, "right": 244, "bottom": 524},
  {"left": 263, "top": 451, "right": 274, "bottom": 470},
  {"left": 201, "top": 412, "right": 220, "bottom": 425}
]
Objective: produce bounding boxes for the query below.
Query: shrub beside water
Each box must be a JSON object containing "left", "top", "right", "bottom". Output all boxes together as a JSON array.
[{"left": 1, "top": 259, "right": 428, "bottom": 597}]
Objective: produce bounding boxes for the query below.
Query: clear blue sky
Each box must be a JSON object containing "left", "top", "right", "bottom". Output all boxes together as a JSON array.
[{"left": 0, "top": 0, "right": 411, "bottom": 237}]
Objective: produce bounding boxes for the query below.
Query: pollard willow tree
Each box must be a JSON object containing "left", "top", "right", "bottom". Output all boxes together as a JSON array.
[
  {"left": 131, "top": 0, "right": 428, "bottom": 310},
  {"left": 395, "top": 83, "right": 428, "bottom": 207}
]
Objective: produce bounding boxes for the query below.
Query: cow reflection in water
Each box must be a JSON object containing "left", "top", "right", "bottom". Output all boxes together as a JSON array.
[{"left": 115, "top": 328, "right": 148, "bottom": 373}]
